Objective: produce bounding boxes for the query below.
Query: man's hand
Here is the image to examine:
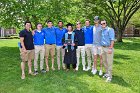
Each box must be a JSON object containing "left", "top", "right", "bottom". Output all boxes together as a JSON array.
[
  {"left": 64, "top": 44, "right": 67, "bottom": 46},
  {"left": 71, "top": 43, "right": 75, "bottom": 46},
  {"left": 108, "top": 48, "right": 112, "bottom": 54}
]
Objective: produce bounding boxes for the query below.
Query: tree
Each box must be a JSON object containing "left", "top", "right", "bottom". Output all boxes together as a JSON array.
[{"left": 86, "top": 0, "right": 140, "bottom": 42}]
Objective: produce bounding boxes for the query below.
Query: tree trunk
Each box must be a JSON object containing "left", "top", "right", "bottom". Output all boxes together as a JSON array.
[{"left": 117, "top": 29, "right": 123, "bottom": 42}]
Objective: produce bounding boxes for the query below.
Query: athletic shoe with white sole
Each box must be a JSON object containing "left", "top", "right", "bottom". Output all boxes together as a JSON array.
[
  {"left": 99, "top": 70, "right": 103, "bottom": 76},
  {"left": 92, "top": 69, "right": 97, "bottom": 75}
]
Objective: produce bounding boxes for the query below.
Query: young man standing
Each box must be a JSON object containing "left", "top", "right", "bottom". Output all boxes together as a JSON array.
[
  {"left": 91, "top": 16, "right": 103, "bottom": 76},
  {"left": 101, "top": 20, "right": 115, "bottom": 82},
  {"left": 83, "top": 19, "right": 93, "bottom": 71},
  {"left": 55, "top": 21, "right": 67, "bottom": 70},
  {"left": 33, "top": 23, "right": 46, "bottom": 75},
  {"left": 74, "top": 21, "right": 86, "bottom": 71},
  {"left": 19, "top": 21, "right": 35, "bottom": 79},
  {"left": 42, "top": 20, "right": 56, "bottom": 71}
]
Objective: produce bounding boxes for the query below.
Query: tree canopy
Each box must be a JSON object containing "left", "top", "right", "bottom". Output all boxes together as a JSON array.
[{"left": 0, "top": 0, "right": 140, "bottom": 42}]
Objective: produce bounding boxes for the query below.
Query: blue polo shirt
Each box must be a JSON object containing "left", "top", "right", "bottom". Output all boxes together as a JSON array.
[
  {"left": 42, "top": 27, "right": 56, "bottom": 44},
  {"left": 33, "top": 30, "right": 45, "bottom": 45},
  {"left": 101, "top": 27, "right": 115, "bottom": 46},
  {"left": 82, "top": 26, "right": 93, "bottom": 44},
  {"left": 55, "top": 27, "right": 67, "bottom": 46}
]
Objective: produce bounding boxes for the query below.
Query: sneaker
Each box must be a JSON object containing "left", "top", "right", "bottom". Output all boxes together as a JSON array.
[
  {"left": 52, "top": 67, "right": 55, "bottom": 71},
  {"left": 91, "top": 68, "right": 94, "bottom": 73},
  {"left": 41, "top": 69, "right": 46, "bottom": 73},
  {"left": 92, "top": 69, "right": 97, "bottom": 75},
  {"left": 58, "top": 67, "right": 60, "bottom": 70},
  {"left": 75, "top": 67, "right": 78, "bottom": 71},
  {"left": 21, "top": 74, "right": 25, "bottom": 79},
  {"left": 106, "top": 77, "right": 112, "bottom": 82},
  {"left": 99, "top": 70, "right": 103, "bottom": 76},
  {"left": 63, "top": 66, "right": 66, "bottom": 70},
  {"left": 34, "top": 70, "right": 39, "bottom": 75},
  {"left": 83, "top": 67, "right": 86, "bottom": 71},
  {"left": 46, "top": 67, "right": 49, "bottom": 72},
  {"left": 85, "top": 67, "right": 91, "bottom": 71},
  {"left": 103, "top": 74, "right": 109, "bottom": 78}
]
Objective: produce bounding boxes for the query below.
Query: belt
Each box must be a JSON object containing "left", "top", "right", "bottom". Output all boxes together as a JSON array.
[
  {"left": 102, "top": 46, "right": 109, "bottom": 47},
  {"left": 46, "top": 44, "right": 55, "bottom": 45}
]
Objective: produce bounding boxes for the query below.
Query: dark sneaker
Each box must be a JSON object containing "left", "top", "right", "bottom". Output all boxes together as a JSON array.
[
  {"left": 41, "top": 69, "right": 46, "bottom": 73},
  {"left": 34, "top": 71, "right": 39, "bottom": 75}
]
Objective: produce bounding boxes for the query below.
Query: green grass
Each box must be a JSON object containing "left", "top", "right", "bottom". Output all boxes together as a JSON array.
[{"left": 0, "top": 38, "right": 140, "bottom": 93}]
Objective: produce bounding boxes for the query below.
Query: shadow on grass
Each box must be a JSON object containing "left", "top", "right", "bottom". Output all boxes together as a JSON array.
[
  {"left": 0, "top": 46, "right": 132, "bottom": 93},
  {"left": 111, "top": 75, "right": 130, "bottom": 87},
  {"left": 115, "top": 42, "right": 140, "bottom": 51}
]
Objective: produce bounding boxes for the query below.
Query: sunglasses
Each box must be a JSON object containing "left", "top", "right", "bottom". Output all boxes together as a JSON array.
[{"left": 101, "top": 23, "right": 106, "bottom": 25}]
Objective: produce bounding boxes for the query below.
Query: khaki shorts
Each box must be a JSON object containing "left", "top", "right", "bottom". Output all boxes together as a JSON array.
[
  {"left": 93, "top": 46, "right": 102, "bottom": 55},
  {"left": 45, "top": 44, "right": 56, "bottom": 57},
  {"left": 20, "top": 49, "right": 35, "bottom": 62}
]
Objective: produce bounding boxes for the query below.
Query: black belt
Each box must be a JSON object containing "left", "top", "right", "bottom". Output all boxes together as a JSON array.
[
  {"left": 102, "top": 46, "right": 109, "bottom": 47},
  {"left": 47, "top": 44, "right": 55, "bottom": 45}
]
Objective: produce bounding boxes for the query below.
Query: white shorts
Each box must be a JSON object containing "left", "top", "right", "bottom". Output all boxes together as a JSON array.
[{"left": 93, "top": 46, "right": 102, "bottom": 55}]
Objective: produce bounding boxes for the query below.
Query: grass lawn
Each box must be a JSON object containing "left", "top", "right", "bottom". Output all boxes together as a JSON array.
[{"left": 0, "top": 38, "right": 140, "bottom": 93}]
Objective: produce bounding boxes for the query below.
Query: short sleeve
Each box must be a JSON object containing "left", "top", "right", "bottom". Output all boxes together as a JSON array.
[
  {"left": 109, "top": 28, "right": 115, "bottom": 41},
  {"left": 19, "top": 31, "right": 25, "bottom": 37}
]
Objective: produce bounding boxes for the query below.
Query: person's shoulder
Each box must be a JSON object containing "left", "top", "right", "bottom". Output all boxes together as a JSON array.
[{"left": 19, "top": 29, "right": 26, "bottom": 34}]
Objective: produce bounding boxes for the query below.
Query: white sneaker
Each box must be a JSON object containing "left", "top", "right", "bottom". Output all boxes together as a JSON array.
[
  {"left": 103, "top": 74, "right": 109, "bottom": 78},
  {"left": 91, "top": 68, "right": 94, "bottom": 73},
  {"left": 85, "top": 67, "right": 91, "bottom": 71},
  {"left": 75, "top": 67, "right": 78, "bottom": 71},
  {"left": 106, "top": 77, "right": 112, "bottom": 82},
  {"left": 92, "top": 69, "right": 97, "bottom": 75},
  {"left": 99, "top": 70, "right": 103, "bottom": 76},
  {"left": 83, "top": 67, "right": 86, "bottom": 71}
]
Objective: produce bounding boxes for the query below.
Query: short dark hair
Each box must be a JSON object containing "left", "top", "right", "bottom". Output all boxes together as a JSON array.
[
  {"left": 36, "top": 23, "right": 42, "bottom": 27},
  {"left": 85, "top": 19, "right": 90, "bottom": 23},
  {"left": 24, "top": 21, "right": 31, "bottom": 25},
  {"left": 46, "top": 20, "right": 52, "bottom": 24},
  {"left": 58, "top": 20, "right": 63, "bottom": 24}
]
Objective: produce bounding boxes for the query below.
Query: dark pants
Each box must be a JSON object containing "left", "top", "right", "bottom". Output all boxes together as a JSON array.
[{"left": 66, "top": 64, "right": 76, "bottom": 69}]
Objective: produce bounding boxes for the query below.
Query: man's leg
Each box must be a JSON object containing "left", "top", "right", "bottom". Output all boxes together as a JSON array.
[
  {"left": 21, "top": 61, "right": 26, "bottom": 79},
  {"left": 106, "top": 48, "right": 114, "bottom": 79},
  {"left": 45, "top": 45, "right": 50, "bottom": 71},
  {"left": 28, "top": 50, "right": 34, "bottom": 74},
  {"left": 40, "top": 46, "right": 45, "bottom": 71},
  {"left": 76, "top": 46, "right": 80, "bottom": 70},
  {"left": 81, "top": 46, "right": 86, "bottom": 70},
  {"left": 61, "top": 47, "right": 66, "bottom": 69},
  {"left": 85, "top": 45, "right": 92, "bottom": 71},
  {"left": 34, "top": 46, "right": 39, "bottom": 72},
  {"left": 56, "top": 46, "right": 61, "bottom": 70},
  {"left": 102, "top": 47, "right": 109, "bottom": 78},
  {"left": 50, "top": 45, "right": 55, "bottom": 70}
]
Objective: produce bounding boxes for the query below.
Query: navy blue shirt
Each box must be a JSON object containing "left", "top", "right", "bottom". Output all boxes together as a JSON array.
[
  {"left": 55, "top": 27, "right": 67, "bottom": 46},
  {"left": 74, "top": 29, "right": 85, "bottom": 46},
  {"left": 82, "top": 26, "right": 93, "bottom": 44},
  {"left": 42, "top": 27, "right": 56, "bottom": 44},
  {"left": 19, "top": 29, "right": 34, "bottom": 50},
  {"left": 33, "top": 30, "right": 45, "bottom": 45}
]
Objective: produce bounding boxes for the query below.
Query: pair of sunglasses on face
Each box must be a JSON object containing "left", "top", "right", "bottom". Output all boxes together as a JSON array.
[{"left": 101, "top": 23, "right": 106, "bottom": 25}]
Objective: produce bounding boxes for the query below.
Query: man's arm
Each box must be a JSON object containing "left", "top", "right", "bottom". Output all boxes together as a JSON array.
[{"left": 20, "top": 37, "right": 26, "bottom": 52}]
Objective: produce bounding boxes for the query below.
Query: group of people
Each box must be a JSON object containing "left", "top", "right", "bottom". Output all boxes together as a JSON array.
[{"left": 19, "top": 16, "right": 115, "bottom": 82}]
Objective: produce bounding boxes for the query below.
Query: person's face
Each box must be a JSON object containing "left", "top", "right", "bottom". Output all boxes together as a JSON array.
[
  {"left": 94, "top": 20, "right": 100, "bottom": 24},
  {"left": 25, "top": 23, "right": 31, "bottom": 30},
  {"left": 85, "top": 21, "right": 90, "bottom": 27},
  {"left": 37, "top": 24, "right": 42, "bottom": 30},
  {"left": 76, "top": 23, "right": 81, "bottom": 28},
  {"left": 47, "top": 22, "right": 53, "bottom": 27},
  {"left": 58, "top": 22, "right": 63, "bottom": 28},
  {"left": 67, "top": 26, "right": 73, "bottom": 31},
  {"left": 101, "top": 21, "right": 107, "bottom": 28}
]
